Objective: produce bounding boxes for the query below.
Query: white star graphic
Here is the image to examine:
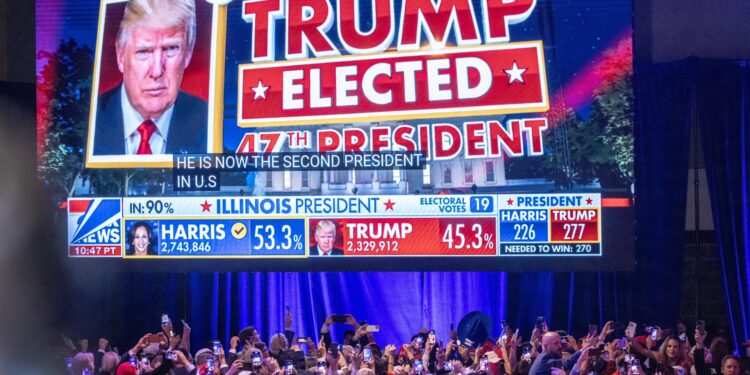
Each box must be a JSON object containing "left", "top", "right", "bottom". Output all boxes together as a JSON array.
[
  {"left": 504, "top": 62, "right": 527, "bottom": 84},
  {"left": 252, "top": 80, "right": 269, "bottom": 100}
]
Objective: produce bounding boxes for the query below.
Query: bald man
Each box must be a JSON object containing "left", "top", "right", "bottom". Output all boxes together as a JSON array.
[{"left": 529, "top": 332, "right": 582, "bottom": 375}]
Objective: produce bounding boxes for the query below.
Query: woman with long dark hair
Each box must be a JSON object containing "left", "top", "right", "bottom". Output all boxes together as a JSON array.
[{"left": 127, "top": 221, "right": 157, "bottom": 256}]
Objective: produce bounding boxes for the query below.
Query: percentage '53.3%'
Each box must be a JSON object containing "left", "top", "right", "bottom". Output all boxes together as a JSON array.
[{"left": 251, "top": 224, "right": 304, "bottom": 251}]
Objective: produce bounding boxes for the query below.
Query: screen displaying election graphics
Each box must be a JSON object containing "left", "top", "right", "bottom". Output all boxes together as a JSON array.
[{"left": 37, "top": 0, "right": 634, "bottom": 271}]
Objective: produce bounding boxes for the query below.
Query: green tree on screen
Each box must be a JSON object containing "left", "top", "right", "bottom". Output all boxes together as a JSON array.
[
  {"left": 539, "top": 38, "right": 634, "bottom": 189},
  {"left": 589, "top": 38, "right": 634, "bottom": 187},
  {"left": 37, "top": 39, "right": 93, "bottom": 199},
  {"left": 37, "top": 39, "right": 155, "bottom": 198},
  {"left": 543, "top": 107, "right": 612, "bottom": 187}
]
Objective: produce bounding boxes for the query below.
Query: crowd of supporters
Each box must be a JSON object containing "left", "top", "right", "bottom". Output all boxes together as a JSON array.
[{"left": 62, "top": 313, "right": 750, "bottom": 375}]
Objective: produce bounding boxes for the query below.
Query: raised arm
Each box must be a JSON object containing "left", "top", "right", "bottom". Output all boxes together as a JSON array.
[
  {"left": 629, "top": 337, "right": 658, "bottom": 361},
  {"left": 180, "top": 320, "right": 192, "bottom": 354}
]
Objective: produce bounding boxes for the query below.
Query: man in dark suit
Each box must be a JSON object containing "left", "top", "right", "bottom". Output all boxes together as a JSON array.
[
  {"left": 92, "top": 0, "right": 207, "bottom": 156},
  {"left": 310, "top": 220, "right": 344, "bottom": 256},
  {"left": 93, "top": 87, "right": 206, "bottom": 155}
]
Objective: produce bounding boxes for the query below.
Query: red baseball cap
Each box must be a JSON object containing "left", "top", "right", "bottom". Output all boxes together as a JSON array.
[{"left": 115, "top": 363, "right": 137, "bottom": 375}]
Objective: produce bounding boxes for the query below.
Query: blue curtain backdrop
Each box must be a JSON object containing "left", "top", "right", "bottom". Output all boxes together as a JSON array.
[
  {"left": 632, "top": 58, "right": 750, "bottom": 352},
  {"left": 70, "top": 272, "right": 510, "bottom": 349},
  {"left": 181, "top": 272, "right": 638, "bottom": 348},
  {"left": 68, "top": 269, "right": 654, "bottom": 353},
  {"left": 632, "top": 60, "right": 694, "bottom": 324},
  {"left": 186, "top": 272, "right": 508, "bottom": 347},
  {"left": 697, "top": 59, "right": 750, "bottom": 352}
]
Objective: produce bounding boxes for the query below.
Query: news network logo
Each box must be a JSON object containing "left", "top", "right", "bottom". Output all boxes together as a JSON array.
[{"left": 68, "top": 199, "right": 122, "bottom": 246}]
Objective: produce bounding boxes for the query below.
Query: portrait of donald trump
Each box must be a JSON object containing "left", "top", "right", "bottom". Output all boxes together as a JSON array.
[{"left": 88, "top": 0, "right": 216, "bottom": 166}]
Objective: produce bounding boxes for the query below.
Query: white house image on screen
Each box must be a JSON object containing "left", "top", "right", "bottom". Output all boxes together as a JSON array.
[{"left": 261, "top": 121, "right": 507, "bottom": 195}]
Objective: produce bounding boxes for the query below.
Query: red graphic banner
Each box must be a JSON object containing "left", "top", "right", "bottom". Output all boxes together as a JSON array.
[{"left": 239, "top": 42, "right": 547, "bottom": 127}]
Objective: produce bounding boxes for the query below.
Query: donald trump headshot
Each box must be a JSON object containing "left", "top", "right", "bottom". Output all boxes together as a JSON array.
[{"left": 93, "top": 0, "right": 207, "bottom": 156}]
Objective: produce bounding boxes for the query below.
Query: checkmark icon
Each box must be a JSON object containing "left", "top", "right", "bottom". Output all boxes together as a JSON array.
[{"left": 231, "top": 223, "right": 247, "bottom": 240}]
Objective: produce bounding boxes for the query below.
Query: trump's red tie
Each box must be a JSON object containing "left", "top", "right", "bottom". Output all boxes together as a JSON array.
[{"left": 136, "top": 120, "right": 156, "bottom": 155}]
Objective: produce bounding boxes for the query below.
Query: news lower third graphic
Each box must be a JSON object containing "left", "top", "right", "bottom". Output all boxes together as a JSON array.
[{"left": 68, "top": 194, "right": 602, "bottom": 258}]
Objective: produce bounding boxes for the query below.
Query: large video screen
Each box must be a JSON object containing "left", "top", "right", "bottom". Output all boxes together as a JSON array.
[{"left": 37, "top": 0, "right": 634, "bottom": 271}]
